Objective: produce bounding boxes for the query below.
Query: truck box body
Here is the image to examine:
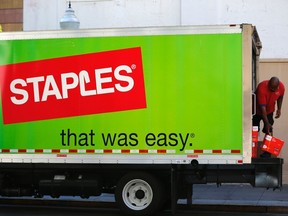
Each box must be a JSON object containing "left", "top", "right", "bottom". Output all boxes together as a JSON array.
[
  {"left": 0, "top": 25, "right": 251, "bottom": 164},
  {"left": 0, "top": 24, "right": 283, "bottom": 216}
]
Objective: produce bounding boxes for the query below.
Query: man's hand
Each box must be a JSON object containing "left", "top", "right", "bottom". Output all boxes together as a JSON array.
[
  {"left": 264, "top": 123, "right": 273, "bottom": 135},
  {"left": 275, "top": 109, "right": 281, "bottom": 118}
]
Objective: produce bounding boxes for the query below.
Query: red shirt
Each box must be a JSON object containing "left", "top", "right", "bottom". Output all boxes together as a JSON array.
[{"left": 256, "top": 80, "right": 285, "bottom": 115}]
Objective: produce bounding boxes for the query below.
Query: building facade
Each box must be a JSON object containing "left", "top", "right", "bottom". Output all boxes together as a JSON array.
[{"left": 0, "top": 0, "right": 23, "bottom": 31}]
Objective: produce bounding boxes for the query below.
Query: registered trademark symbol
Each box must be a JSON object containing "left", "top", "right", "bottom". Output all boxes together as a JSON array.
[
  {"left": 131, "top": 64, "right": 136, "bottom": 70},
  {"left": 190, "top": 133, "right": 195, "bottom": 138}
]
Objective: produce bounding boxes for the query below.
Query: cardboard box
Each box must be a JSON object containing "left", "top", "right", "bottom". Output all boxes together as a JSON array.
[
  {"left": 252, "top": 126, "right": 258, "bottom": 158},
  {"left": 261, "top": 135, "right": 284, "bottom": 156},
  {"left": 252, "top": 126, "right": 258, "bottom": 142}
]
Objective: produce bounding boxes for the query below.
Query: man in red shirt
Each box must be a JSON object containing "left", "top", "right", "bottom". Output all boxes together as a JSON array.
[
  {"left": 253, "top": 77, "right": 285, "bottom": 157},
  {"left": 253, "top": 77, "right": 285, "bottom": 134}
]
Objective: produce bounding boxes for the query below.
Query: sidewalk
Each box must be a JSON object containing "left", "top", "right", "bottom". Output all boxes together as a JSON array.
[
  {"left": 176, "top": 183, "right": 288, "bottom": 213},
  {"left": 56, "top": 183, "right": 288, "bottom": 208},
  {"left": 55, "top": 183, "right": 288, "bottom": 207},
  {"left": 186, "top": 183, "right": 288, "bottom": 206},
  {"left": 1, "top": 183, "right": 288, "bottom": 212}
]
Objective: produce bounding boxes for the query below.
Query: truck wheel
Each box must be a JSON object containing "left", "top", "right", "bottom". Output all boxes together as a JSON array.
[{"left": 115, "top": 172, "right": 163, "bottom": 216}]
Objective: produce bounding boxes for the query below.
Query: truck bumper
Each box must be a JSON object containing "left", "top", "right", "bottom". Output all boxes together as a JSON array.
[{"left": 181, "top": 158, "right": 283, "bottom": 189}]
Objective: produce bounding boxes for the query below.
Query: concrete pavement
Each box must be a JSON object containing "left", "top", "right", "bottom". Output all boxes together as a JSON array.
[
  {"left": 1, "top": 183, "right": 288, "bottom": 213},
  {"left": 177, "top": 183, "right": 288, "bottom": 213},
  {"left": 85, "top": 183, "right": 288, "bottom": 207},
  {"left": 84, "top": 183, "right": 288, "bottom": 212},
  {"left": 187, "top": 183, "right": 288, "bottom": 206},
  {"left": 54, "top": 183, "right": 288, "bottom": 211}
]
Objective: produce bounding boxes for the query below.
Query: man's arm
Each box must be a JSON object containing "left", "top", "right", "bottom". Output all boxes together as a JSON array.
[
  {"left": 276, "top": 96, "right": 283, "bottom": 118},
  {"left": 260, "top": 105, "right": 272, "bottom": 134}
]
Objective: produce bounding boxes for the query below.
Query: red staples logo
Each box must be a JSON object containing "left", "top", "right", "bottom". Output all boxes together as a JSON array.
[{"left": 0, "top": 47, "right": 146, "bottom": 124}]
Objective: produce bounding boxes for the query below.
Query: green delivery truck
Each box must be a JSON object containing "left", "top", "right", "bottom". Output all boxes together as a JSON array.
[{"left": 0, "top": 24, "right": 283, "bottom": 215}]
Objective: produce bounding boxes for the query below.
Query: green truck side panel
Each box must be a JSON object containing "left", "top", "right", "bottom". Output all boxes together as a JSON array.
[{"left": 0, "top": 33, "right": 242, "bottom": 154}]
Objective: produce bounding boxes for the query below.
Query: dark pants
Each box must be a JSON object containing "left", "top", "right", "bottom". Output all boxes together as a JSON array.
[
  {"left": 252, "top": 113, "right": 274, "bottom": 158},
  {"left": 252, "top": 113, "right": 274, "bottom": 134}
]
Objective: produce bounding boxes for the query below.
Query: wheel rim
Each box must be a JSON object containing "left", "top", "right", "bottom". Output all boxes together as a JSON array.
[{"left": 122, "top": 178, "right": 153, "bottom": 211}]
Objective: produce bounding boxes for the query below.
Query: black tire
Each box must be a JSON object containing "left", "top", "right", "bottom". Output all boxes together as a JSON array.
[{"left": 115, "top": 172, "right": 163, "bottom": 216}]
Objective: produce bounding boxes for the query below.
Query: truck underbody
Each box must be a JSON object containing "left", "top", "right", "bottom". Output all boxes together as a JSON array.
[{"left": 0, "top": 158, "right": 283, "bottom": 215}]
